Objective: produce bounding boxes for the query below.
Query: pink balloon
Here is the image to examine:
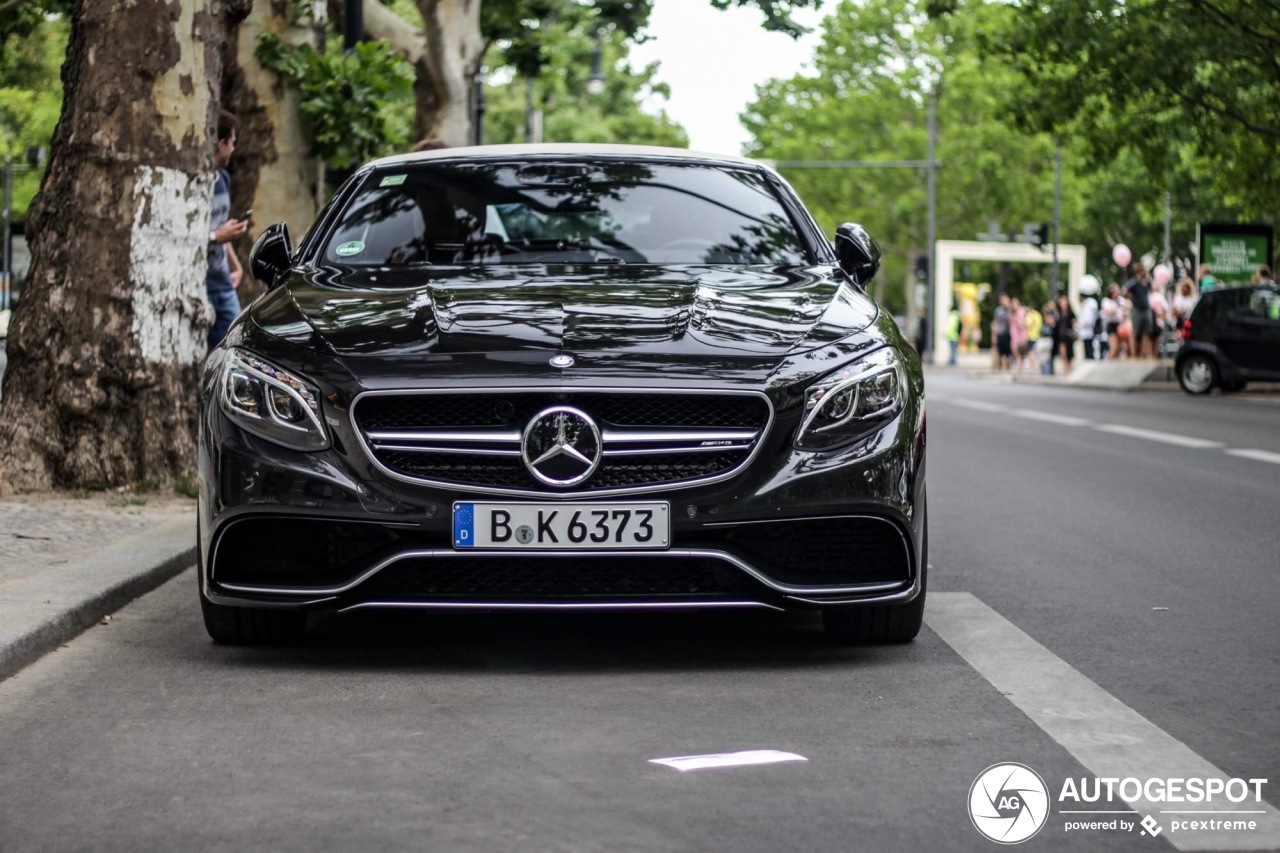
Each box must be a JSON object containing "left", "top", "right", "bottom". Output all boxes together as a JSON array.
[
  {"left": 1112, "top": 244, "right": 1132, "bottom": 267},
  {"left": 1153, "top": 264, "right": 1172, "bottom": 286}
]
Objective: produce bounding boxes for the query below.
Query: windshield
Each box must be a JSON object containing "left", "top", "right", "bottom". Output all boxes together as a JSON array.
[{"left": 321, "top": 160, "right": 811, "bottom": 266}]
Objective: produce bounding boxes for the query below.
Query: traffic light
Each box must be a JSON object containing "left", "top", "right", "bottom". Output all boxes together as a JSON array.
[
  {"left": 914, "top": 254, "right": 928, "bottom": 280},
  {"left": 1034, "top": 223, "right": 1050, "bottom": 249}
]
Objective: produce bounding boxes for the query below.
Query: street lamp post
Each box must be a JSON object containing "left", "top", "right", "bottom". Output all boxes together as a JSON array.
[{"left": 474, "top": 76, "right": 487, "bottom": 145}]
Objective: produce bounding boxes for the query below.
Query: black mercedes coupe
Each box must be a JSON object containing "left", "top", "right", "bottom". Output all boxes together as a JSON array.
[{"left": 199, "top": 144, "right": 927, "bottom": 645}]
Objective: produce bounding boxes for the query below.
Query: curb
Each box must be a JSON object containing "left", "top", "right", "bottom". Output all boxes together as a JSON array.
[{"left": 0, "top": 515, "right": 196, "bottom": 682}]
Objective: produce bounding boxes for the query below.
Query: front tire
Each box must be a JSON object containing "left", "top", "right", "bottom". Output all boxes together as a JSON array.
[{"left": 1178, "top": 354, "right": 1217, "bottom": 394}]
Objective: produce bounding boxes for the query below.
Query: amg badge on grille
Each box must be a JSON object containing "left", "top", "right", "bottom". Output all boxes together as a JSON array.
[{"left": 521, "top": 406, "right": 602, "bottom": 487}]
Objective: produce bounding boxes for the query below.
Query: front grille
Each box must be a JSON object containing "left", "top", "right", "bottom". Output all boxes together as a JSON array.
[
  {"left": 708, "top": 517, "right": 910, "bottom": 587},
  {"left": 357, "top": 393, "right": 765, "bottom": 431},
  {"left": 357, "top": 555, "right": 763, "bottom": 599},
  {"left": 355, "top": 390, "right": 770, "bottom": 494}
]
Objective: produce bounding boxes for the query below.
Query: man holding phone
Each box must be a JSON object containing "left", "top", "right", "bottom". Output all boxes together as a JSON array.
[{"left": 206, "top": 110, "right": 250, "bottom": 349}]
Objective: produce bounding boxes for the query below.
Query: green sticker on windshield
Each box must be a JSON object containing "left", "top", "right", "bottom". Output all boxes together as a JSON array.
[
  {"left": 380, "top": 174, "right": 407, "bottom": 187},
  {"left": 335, "top": 240, "right": 365, "bottom": 257}
]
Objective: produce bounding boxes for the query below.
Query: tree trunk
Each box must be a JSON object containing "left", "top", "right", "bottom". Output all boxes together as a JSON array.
[
  {"left": 361, "top": 0, "right": 476, "bottom": 148},
  {"left": 0, "top": 0, "right": 225, "bottom": 493},
  {"left": 414, "top": 0, "right": 484, "bottom": 146},
  {"left": 223, "top": 1, "right": 327, "bottom": 303}
]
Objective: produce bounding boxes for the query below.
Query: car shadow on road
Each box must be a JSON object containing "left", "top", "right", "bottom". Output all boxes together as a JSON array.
[{"left": 202, "top": 608, "right": 927, "bottom": 675}]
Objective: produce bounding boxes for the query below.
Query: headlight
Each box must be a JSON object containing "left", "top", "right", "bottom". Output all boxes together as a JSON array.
[
  {"left": 795, "top": 347, "right": 905, "bottom": 451},
  {"left": 218, "top": 349, "right": 330, "bottom": 451}
]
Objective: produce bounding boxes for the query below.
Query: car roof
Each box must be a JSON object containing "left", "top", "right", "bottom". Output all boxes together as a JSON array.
[{"left": 369, "top": 143, "right": 770, "bottom": 171}]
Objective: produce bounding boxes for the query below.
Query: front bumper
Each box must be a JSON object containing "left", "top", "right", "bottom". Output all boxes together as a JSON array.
[{"left": 198, "top": 332, "right": 927, "bottom": 616}]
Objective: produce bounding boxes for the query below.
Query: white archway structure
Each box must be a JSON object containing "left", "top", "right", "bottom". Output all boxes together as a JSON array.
[{"left": 931, "top": 239, "right": 1088, "bottom": 366}]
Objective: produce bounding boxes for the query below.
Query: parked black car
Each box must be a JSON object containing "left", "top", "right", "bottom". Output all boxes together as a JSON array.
[
  {"left": 1176, "top": 285, "right": 1280, "bottom": 394},
  {"left": 199, "top": 145, "right": 927, "bottom": 645}
]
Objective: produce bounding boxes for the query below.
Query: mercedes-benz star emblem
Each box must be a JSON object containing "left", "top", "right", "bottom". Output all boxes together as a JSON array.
[
  {"left": 550, "top": 353, "right": 574, "bottom": 369},
  {"left": 522, "top": 406, "right": 602, "bottom": 487}
]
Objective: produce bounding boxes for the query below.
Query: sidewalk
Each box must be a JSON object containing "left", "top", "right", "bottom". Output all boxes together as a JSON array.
[
  {"left": 934, "top": 349, "right": 1176, "bottom": 391},
  {"left": 0, "top": 491, "right": 196, "bottom": 681}
]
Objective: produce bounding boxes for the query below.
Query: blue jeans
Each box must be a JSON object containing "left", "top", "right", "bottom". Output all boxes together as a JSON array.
[
  {"left": 207, "top": 288, "right": 242, "bottom": 350},
  {"left": 948, "top": 339, "right": 959, "bottom": 365}
]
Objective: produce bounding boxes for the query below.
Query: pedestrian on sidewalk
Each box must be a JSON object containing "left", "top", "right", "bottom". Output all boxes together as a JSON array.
[
  {"left": 915, "top": 314, "right": 930, "bottom": 361},
  {"left": 1149, "top": 284, "right": 1171, "bottom": 358},
  {"left": 1171, "top": 277, "right": 1198, "bottom": 332},
  {"left": 1197, "top": 263, "right": 1220, "bottom": 294},
  {"left": 993, "top": 293, "right": 1013, "bottom": 371},
  {"left": 1010, "top": 297, "right": 1029, "bottom": 376},
  {"left": 1079, "top": 288, "right": 1101, "bottom": 359},
  {"left": 1126, "top": 264, "right": 1155, "bottom": 359},
  {"left": 207, "top": 110, "right": 249, "bottom": 350},
  {"left": 1100, "top": 283, "right": 1122, "bottom": 360},
  {"left": 1038, "top": 300, "right": 1058, "bottom": 375},
  {"left": 1054, "top": 294, "right": 1077, "bottom": 376},
  {"left": 1024, "top": 302, "right": 1044, "bottom": 374},
  {"left": 946, "top": 305, "right": 961, "bottom": 366}
]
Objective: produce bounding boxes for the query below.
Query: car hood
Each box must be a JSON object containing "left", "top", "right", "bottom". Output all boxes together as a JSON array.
[{"left": 250, "top": 264, "right": 879, "bottom": 359}]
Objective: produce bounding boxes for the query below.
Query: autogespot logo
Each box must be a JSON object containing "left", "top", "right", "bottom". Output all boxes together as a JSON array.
[{"left": 969, "top": 763, "right": 1051, "bottom": 844}]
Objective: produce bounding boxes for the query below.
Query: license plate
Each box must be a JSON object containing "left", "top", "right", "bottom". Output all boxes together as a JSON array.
[{"left": 453, "top": 502, "right": 670, "bottom": 550}]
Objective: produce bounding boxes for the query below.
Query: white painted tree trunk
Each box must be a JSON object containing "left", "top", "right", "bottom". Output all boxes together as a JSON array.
[{"left": 0, "top": 0, "right": 223, "bottom": 491}]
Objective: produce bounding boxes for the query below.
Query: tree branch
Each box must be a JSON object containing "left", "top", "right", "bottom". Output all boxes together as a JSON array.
[{"left": 363, "top": 0, "right": 426, "bottom": 64}]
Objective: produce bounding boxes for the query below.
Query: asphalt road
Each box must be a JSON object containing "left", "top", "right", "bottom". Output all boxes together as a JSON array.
[{"left": 1, "top": 371, "right": 1277, "bottom": 853}]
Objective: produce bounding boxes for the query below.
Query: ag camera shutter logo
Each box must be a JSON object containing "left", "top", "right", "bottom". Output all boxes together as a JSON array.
[{"left": 969, "top": 763, "right": 1050, "bottom": 844}]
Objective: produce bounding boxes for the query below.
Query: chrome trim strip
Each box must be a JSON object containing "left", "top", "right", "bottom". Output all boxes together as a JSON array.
[
  {"left": 373, "top": 446, "right": 522, "bottom": 457},
  {"left": 366, "top": 430, "right": 522, "bottom": 443},
  {"left": 338, "top": 600, "right": 785, "bottom": 613},
  {"left": 600, "top": 429, "right": 760, "bottom": 444},
  {"left": 214, "top": 547, "right": 908, "bottom": 598},
  {"left": 349, "top": 386, "right": 775, "bottom": 500},
  {"left": 601, "top": 445, "right": 752, "bottom": 457}
]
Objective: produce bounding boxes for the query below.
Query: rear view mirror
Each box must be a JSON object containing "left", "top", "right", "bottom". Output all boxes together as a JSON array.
[
  {"left": 249, "top": 222, "right": 293, "bottom": 291},
  {"left": 834, "top": 222, "right": 881, "bottom": 284}
]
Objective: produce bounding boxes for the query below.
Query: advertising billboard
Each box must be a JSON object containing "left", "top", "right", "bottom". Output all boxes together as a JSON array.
[{"left": 1197, "top": 223, "right": 1274, "bottom": 286}]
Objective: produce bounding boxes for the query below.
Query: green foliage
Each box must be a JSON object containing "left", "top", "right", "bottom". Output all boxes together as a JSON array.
[
  {"left": 708, "top": 0, "right": 825, "bottom": 37},
  {"left": 0, "top": 0, "right": 71, "bottom": 43},
  {"left": 0, "top": 11, "right": 65, "bottom": 218},
  {"left": 255, "top": 34, "right": 413, "bottom": 169},
  {"left": 744, "top": 0, "right": 1076, "bottom": 310},
  {"left": 484, "top": 0, "right": 819, "bottom": 80},
  {"left": 983, "top": 0, "right": 1280, "bottom": 217},
  {"left": 481, "top": 6, "right": 688, "bottom": 147}
]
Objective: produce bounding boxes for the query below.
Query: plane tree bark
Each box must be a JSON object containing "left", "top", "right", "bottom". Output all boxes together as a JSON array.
[{"left": 0, "top": 0, "right": 235, "bottom": 492}]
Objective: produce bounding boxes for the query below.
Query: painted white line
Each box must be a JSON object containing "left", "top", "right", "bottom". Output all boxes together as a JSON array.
[
  {"left": 949, "top": 399, "right": 1010, "bottom": 413},
  {"left": 1094, "top": 424, "right": 1224, "bottom": 449},
  {"left": 1011, "top": 409, "right": 1093, "bottom": 427},
  {"left": 926, "top": 593, "right": 1280, "bottom": 851},
  {"left": 1224, "top": 448, "right": 1280, "bottom": 465},
  {"left": 649, "top": 750, "right": 808, "bottom": 772}
]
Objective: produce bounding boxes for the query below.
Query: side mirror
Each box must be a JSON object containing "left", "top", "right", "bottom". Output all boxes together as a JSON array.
[
  {"left": 834, "top": 222, "right": 881, "bottom": 283},
  {"left": 249, "top": 222, "right": 293, "bottom": 291}
]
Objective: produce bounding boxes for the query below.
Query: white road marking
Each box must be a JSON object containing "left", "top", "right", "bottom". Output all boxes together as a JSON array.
[
  {"left": 1224, "top": 449, "right": 1280, "bottom": 465},
  {"left": 649, "top": 750, "right": 808, "bottom": 772},
  {"left": 1011, "top": 409, "right": 1092, "bottom": 427},
  {"left": 926, "top": 593, "right": 1280, "bottom": 851},
  {"left": 949, "top": 399, "right": 1010, "bottom": 413},
  {"left": 1093, "top": 424, "right": 1224, "bottom": 449}
]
